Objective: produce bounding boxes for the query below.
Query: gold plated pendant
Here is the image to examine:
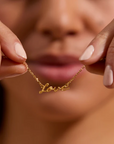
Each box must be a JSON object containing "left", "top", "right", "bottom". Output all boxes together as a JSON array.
[{"left": 25, "top": 63, "right": 85, "bottom": 94}]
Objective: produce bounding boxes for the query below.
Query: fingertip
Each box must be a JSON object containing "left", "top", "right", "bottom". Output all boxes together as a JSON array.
[
  {"left": 0, "top": 58, "right": 28, "bottom": 80},
  {"left": 4, "top": 64, "right": 28, "bottom": 79},
  {"left": 103, "top": 65, "right": 113, "bottom": 88},
  {"left": 15, "top": 63, "right": 28, "bottom": 75},
  {"left": 0, "top": 21, "right": 27, "bottom": 63},
  {"left": 14, "top": 42, "right": 27, "bottom": 60},
  {"left": 79, "top": 45, "right": 94, "bottom": 61}
]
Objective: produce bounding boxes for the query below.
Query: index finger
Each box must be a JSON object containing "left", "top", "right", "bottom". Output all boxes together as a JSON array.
[
  {"left": 0, "top": 21, "right": 27, "bottom": 63},
  {"left": 103, "top": 37, "right": 114, "bottom": 88},
  {"left": 79, "top": 19, "right": 114, "bottom": 65}
]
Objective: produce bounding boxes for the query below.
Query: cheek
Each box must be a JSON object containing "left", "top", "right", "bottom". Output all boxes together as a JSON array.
[
  {"left": 99, "top": 2, "right": 114, "bottom": 24},
  {"left": 0, "top": 2, "right": 25, "bottom": 28}
]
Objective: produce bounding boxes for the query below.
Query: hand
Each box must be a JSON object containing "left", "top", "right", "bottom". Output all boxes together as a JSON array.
[
  {"left": 0, "top": 21, "right": 27, "bottom": 80},
  {"left": 79, "top": 19, "right": 114, "bottom": 88}
]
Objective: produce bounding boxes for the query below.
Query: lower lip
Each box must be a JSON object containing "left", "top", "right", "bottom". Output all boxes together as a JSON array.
[{"left": 28, "top": 62, "right": 84, "bottom": 83}]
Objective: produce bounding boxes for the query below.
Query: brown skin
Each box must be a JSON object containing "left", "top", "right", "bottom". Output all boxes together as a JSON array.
[{"left": 0, "top": 0, "right": 114, "bottom": 144}]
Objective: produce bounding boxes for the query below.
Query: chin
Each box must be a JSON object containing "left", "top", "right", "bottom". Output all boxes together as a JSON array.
[
  {"left": 30, "top": 81, "right": 111, "bottom": 122},
  {"left": 32, "top": 90, "right": 96, "bottom": 122},
  {"left": 2, "top": 71, "right": 111, "bottom": 122}
]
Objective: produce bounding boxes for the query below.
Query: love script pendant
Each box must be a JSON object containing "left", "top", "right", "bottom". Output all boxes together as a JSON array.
[
  {"left": 39, "top": 83, "right": 70, "bottom": 94},
  {"left": 25, "top": 63, "right": 85, "bottom": 94}
]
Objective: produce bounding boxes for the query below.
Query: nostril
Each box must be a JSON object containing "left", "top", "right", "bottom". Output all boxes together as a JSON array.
[
  {"left": 42, "top": 30, "right": 52, "bottom": 36},
  {"left": 41, "top": 29, "right": 76, "bottom": 38},
  {"left": 67, "top": 31, "right": 76, "bottom": 36}
]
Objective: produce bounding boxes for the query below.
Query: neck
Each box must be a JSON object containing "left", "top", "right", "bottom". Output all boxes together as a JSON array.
[{"left": 1, "top": 93, "right": 114, "bottom": 144}]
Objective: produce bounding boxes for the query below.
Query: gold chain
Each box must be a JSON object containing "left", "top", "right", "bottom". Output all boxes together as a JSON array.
[
  {"left": 24, "top": 62, "right": 85, "bottom": 94},
  {"left": 24, "top": 56, "right": 106, "bottom": 94}
]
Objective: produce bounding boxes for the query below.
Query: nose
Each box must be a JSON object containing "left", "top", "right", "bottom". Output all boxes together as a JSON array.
[{"left": 37, "top": 0, "right": 84, "bottom": 39}]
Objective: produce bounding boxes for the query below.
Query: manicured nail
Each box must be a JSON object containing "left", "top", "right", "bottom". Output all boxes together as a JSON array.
[
  {"left": 103, "top": 65, "right": 113, "bottom": 86},
  {"left": 15, "top": 43, "right": 27, "bottom": 59},
  {"left": 79, "top": 45, "right": 94, "bottom": 61}
]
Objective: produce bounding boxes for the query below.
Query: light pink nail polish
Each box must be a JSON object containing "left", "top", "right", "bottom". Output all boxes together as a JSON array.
[
  {"left": 103, "top": 65, "right": 113, "bottom": 86},
  {"left": 15, "top": 43, "right": 27, "bottom": 59},
  {"left": 79, "top": 45, "right": 94, "bottom": 61}
]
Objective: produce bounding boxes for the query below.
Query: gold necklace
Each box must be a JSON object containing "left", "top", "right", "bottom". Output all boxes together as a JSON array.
[{"left": 25, "top": 63, "right": 85, "bottom": 94}]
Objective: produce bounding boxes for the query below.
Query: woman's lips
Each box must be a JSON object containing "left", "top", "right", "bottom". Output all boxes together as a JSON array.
[{"left": 27, "top": 56, "right": 84, "bottom": 83}]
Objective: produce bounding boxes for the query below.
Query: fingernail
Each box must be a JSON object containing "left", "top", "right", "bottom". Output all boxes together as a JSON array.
[
  {"left": 103, "top": 65, "right": 113, "bottom": 86},
  {"left": 15, "top": 43, "right": 27, "bottom": 59},
  {"left": 79, "top": 45, "right": 94, "bottom": 61}
]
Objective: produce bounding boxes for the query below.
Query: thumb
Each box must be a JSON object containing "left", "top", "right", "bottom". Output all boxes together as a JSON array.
[{"left": 79, "top": 19, "right": 114, "bottom": 75}]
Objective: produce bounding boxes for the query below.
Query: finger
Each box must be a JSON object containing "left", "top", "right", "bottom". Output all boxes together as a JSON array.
[
  {"left": 0, "top": 21, "right": 27, "bottom": 63},
  {"left": 86, "top": 60, "right": 105, "bottom": 75},
  {"left": 79, "top": 19, "right": 114, "bottom": 66},
  {"left": 103, "top": 37, "right": 114, "bottom": 88},
  {"left": 0, "top": 45, "right": 1, "bottom": 65},
  {"left": 0, "top": 58, "right": 27, "bottom": 80}
]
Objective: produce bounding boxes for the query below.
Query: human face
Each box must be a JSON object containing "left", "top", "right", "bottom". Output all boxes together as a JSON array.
[{"left": 1, "top": 0, "right": 114, "bottom": 121}]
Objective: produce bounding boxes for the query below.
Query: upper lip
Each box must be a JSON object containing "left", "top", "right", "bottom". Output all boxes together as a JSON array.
[{"left": 27, "top": 55, "right": 81, "bottom": 65}]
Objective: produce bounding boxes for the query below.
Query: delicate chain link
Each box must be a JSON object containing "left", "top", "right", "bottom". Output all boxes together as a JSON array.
[
  {"left": 25, "top": 57, "right": 105, "bottom": 94},
  {"left": 24, "top": 63, "right": 85, "bottom": 94}
]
